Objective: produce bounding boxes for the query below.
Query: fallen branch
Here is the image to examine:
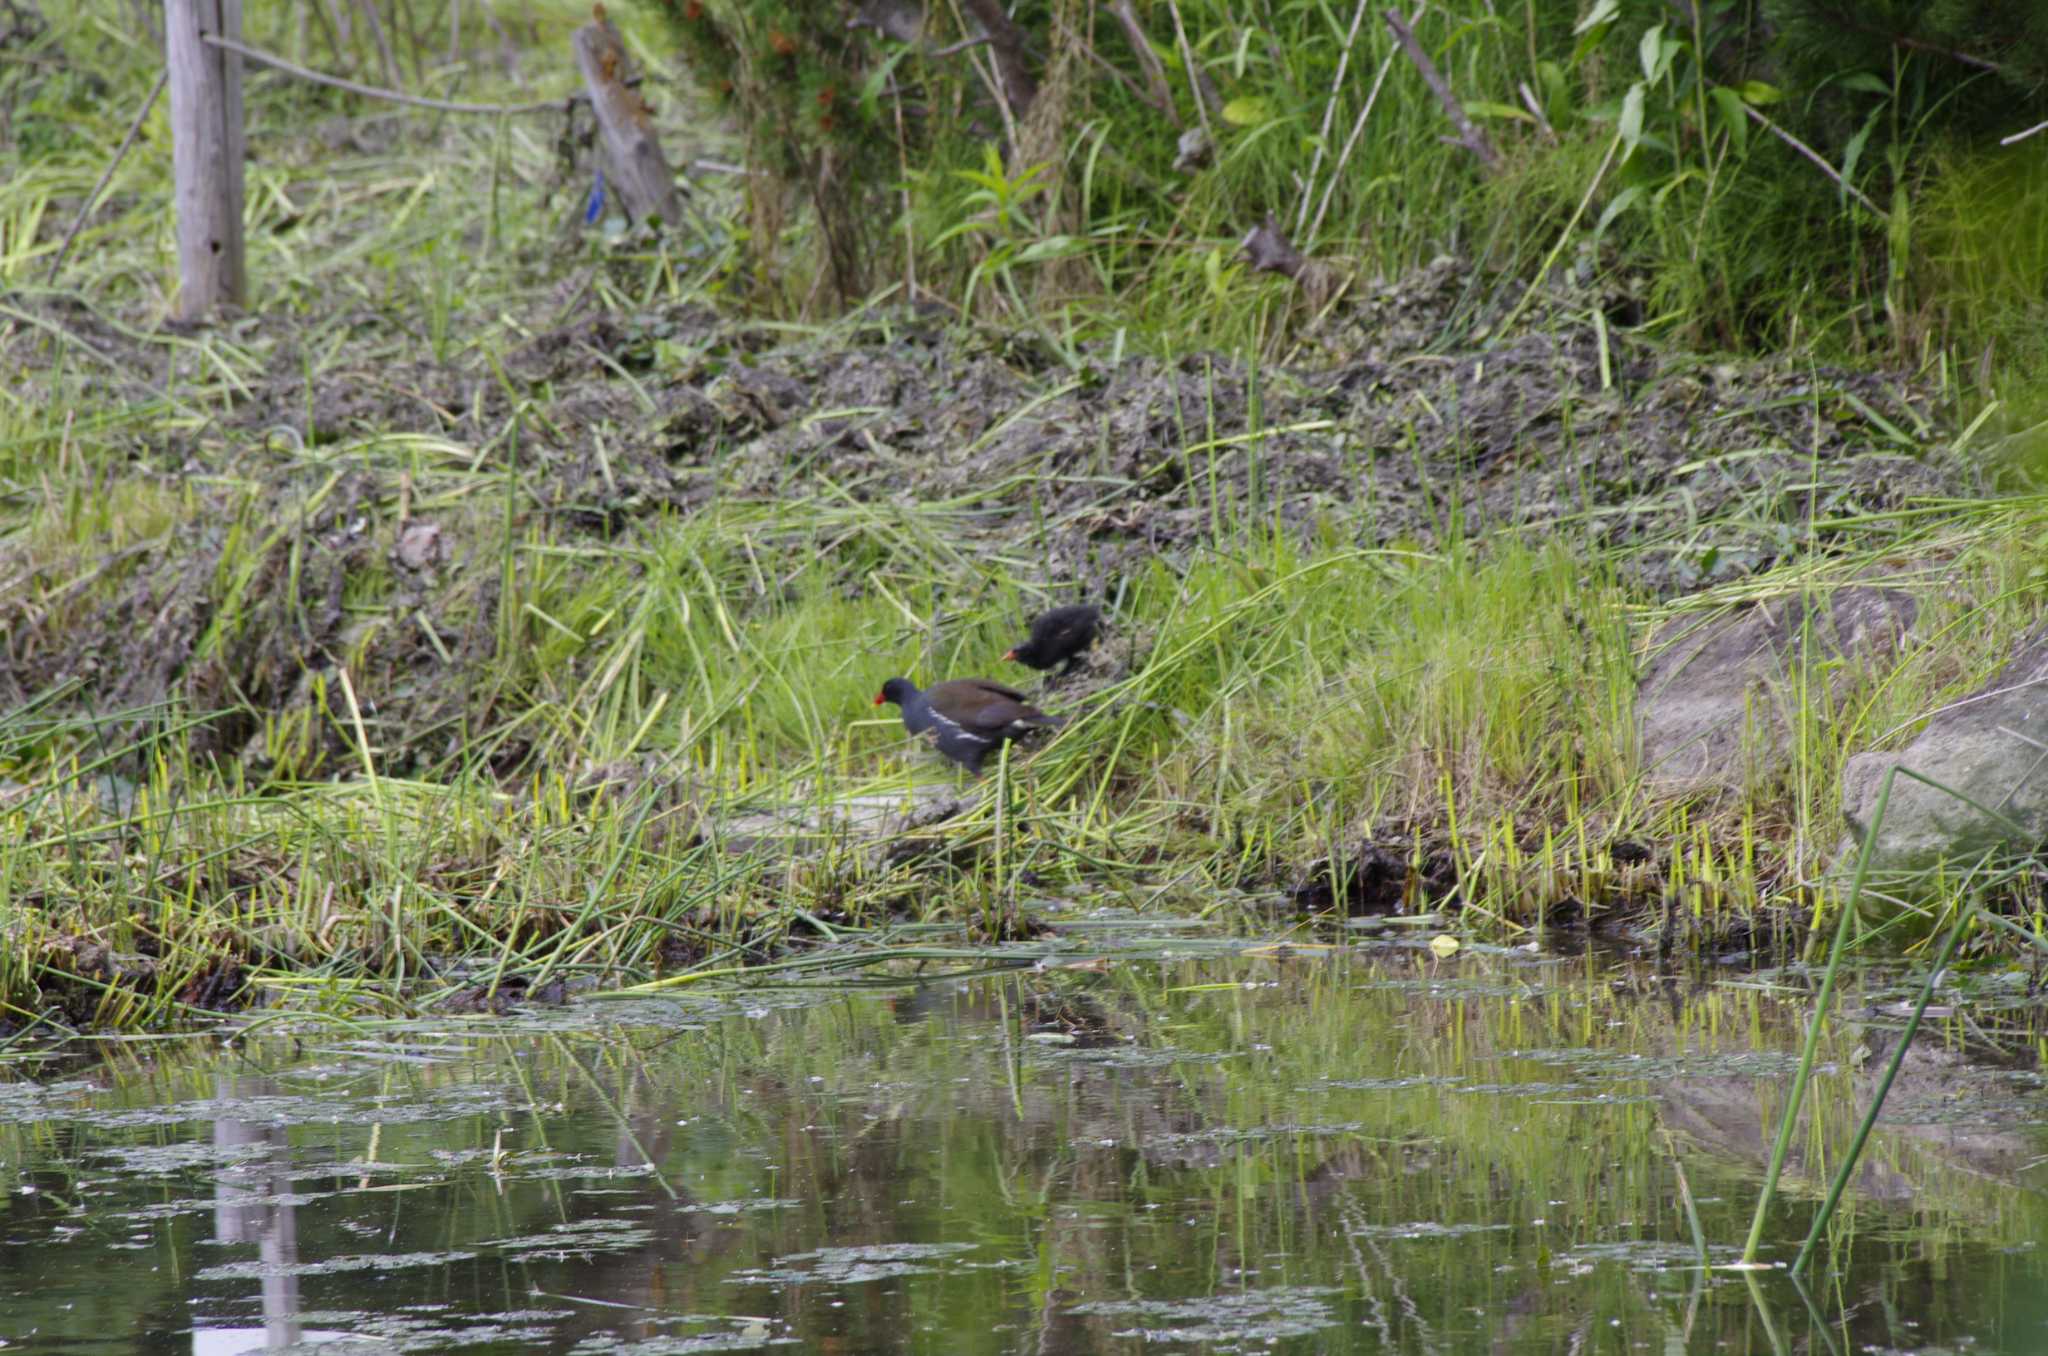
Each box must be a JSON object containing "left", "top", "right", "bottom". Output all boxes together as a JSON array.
[
  {"left": 1743, "top": 102, "right": 1881, "bottom": 215},
  {"left": 1517, "top": 80, "right": 1556, "bottom": 142},
  {"left": 1383, "top": 7, "right": 1498, "bottom": 171},
  {"left": 1054, "top": 11, "right": 1170, "bottom": 119},
  {"left": 1164, "top": 0, "right": 1222, "bottom": 129},
  {"left": 959, "top": 0, "right": 1037, "bottom": 117},
  {"left": 1303, "top": 2, "right": 1419, "bottom": 243},
  {"left": 1239, "top": 214, "right": 1345, "bottom": 310},
  {"left": 205, "top": 32, "right": 567, "bottom": 114},
  {"left": 1105, "top": 0, "right": 1177, "bottom": 124},
  {"left": 46, "top": 67, "right": 166, "bottom": 283},
  {"left": 931, "top": 34, "right": 993, "bottom": 58},
  {"left": 1240, "top": 216, "right": 1308, "bottom": 279},
  {"left": 2003, "top": 117, "right": 2048, "bottom": 147},
  {"left": 1295, "top": 0, "right": 1372, "bottom": 232},
  {"left": 1845, "top": 22, "right": 2000, "bottom": 73}
]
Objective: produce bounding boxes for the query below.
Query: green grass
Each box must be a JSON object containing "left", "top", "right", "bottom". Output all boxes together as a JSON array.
[
  {"left": 3, "top": 3, "right": 2048, "bottom": 1031},
  {"left": 8, "top": 453, "right": 2047, "bottom": 1030}
]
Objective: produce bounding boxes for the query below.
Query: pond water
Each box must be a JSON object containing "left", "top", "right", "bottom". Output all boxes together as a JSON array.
[{"left": 2, "top": 927, "right": 2045, "bottom": 1354}]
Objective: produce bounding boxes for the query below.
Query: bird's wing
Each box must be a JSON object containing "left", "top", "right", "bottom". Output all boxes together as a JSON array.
[
  {"left": 958, "top": 682, "right": 1044, "bottom": 732},
  {"left": 961, "top": 699, "right": 1029, "bottom": 732}
]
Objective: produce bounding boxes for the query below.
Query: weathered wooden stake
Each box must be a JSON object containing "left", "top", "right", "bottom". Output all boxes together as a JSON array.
[
  {"left": 164, "top": 0, "right": 247, "bottom": 319},
  {"left": 572, "top": 4, "right": 686, "bottom": 228}
]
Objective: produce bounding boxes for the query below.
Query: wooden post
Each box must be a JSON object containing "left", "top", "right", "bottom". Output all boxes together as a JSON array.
[
  {"left": 164, "top": 0, "right": 247, "bottom": 319},
  {"left": 572, "top": 4, "right": 686, "bottom": 228}
]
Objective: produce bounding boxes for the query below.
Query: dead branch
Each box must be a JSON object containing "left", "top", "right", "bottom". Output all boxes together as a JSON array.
[
  {"left": 204, "top": 33, "right": 567, "bottom": 113},
  {"left": 1297, "top": 0, "right": 1371, "bottom": 231},
  {"left": 1163, "top": 0, "right": 1221, "bottom": 123},
  {"left": 1053, "top": 10, "right": 1168, "bottom": 118},
  {"left": 1105, "top": 0, "right": 1177, "bottom": 126},
  {"left": 1302, "top": 1, "right": 1417, "bottom": 242},
  {"left": 47, "top": 68, "right": 167, "bottom": 283},
  {"left": 1743, "top": 102, "right": 1880, "bottom": 213},
  {"left": 1240, "top": 215, "right": 1308, "bottom": 279},
  {"left": 1517, "top": 81, "right": 1555, "bottom": 142},
  {"left": 959, "top": 0, "right": 1036, "bottom": 116},
  {"left": 1239, "top": 214, "right": 1346, "bottom": 311},
  {"left": 1383, "top": 7, "right": 1498, "bottom": 171}
]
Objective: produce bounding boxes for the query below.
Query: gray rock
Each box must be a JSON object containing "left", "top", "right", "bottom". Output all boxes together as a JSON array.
[
  {"left": 1638, "top": 586, "right": 1917, "bottom": 795},
  {"left": 1839, "top": 624, "right": 2048, "bottom": 887}
]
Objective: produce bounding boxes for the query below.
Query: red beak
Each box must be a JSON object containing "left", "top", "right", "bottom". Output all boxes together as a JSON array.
[
  {"left": 1001, "top": 649, "right": 1018, "bottom": 662},
  {"left": 873, "top": 692, "right": 886, "bottom": 706}
]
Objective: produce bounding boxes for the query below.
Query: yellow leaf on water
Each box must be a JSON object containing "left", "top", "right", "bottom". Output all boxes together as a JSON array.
[{"left": 1429, "top": 934, "right": 1461, "bottom": 959}]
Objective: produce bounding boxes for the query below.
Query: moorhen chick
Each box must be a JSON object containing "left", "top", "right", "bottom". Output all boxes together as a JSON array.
[
  {"left": 874, "top": 677, "right": 1060, "bottom": 775},
  {"left": 1004, "top": 604, "right": 1102, "bottom": 677}
]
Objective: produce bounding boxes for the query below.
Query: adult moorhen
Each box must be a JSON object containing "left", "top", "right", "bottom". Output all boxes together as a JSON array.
[
  {"left": 1004, "top": 603, "right": 1102, "bottom": 677},
  {"left": 874, "top": 677, "right": 1060, "bottom": 775}
]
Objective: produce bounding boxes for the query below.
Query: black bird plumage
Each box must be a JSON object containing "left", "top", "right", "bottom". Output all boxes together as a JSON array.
[
  {"left": 874, "top": 677, "right": 1061, "bottom": 775},
  {"left": 1004, "top": 604, "right": 1102, "bottom": 676}
]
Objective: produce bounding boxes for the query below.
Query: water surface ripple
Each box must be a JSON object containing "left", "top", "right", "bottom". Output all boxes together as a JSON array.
[{"left": 2, "top": 943, "right": 2044, "bottom": 1353}]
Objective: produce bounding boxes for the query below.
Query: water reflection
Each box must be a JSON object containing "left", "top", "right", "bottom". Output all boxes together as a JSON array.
[
  {"left": 0, "top": 946, "right": 2042, "bottom": 1354},
  {"left": 199, "top": 1075, "right": 311, "bottom": 1354}
]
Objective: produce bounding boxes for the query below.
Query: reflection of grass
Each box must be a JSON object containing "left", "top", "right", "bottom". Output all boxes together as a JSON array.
[{"left": 1, "top": 957, "right": 2042, "bottom": 1350}]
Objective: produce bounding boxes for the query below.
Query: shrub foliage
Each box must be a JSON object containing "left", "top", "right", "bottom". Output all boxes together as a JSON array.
[{"left": 645, "top": 0, "right": 2048, "bottom": 372}]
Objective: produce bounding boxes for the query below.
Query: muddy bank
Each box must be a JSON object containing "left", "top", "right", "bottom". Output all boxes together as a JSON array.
[
  {"left": 2, "top": 260, "right": 1962, "bottom": 736},
  {"left": 1, "top": 254, "right": 1997, "bottom": 1023}
]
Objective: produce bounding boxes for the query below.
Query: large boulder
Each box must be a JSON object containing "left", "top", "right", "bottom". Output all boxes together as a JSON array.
[
  {"left": 1840, "top": 625, "right": 2048, "bottom": 889},
  {"left": 1638, "top": 585, "right": 1917, "bottom": 796}
]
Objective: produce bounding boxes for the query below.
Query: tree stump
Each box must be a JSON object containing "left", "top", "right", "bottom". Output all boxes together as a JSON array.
[{"left": 572, "top": 4, "right": 685, "bottom": 229}]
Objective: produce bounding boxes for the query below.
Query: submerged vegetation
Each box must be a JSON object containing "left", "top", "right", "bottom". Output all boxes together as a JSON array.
[{"left": 1, "top": 0, "right": 2046, "bottom": 1039}]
